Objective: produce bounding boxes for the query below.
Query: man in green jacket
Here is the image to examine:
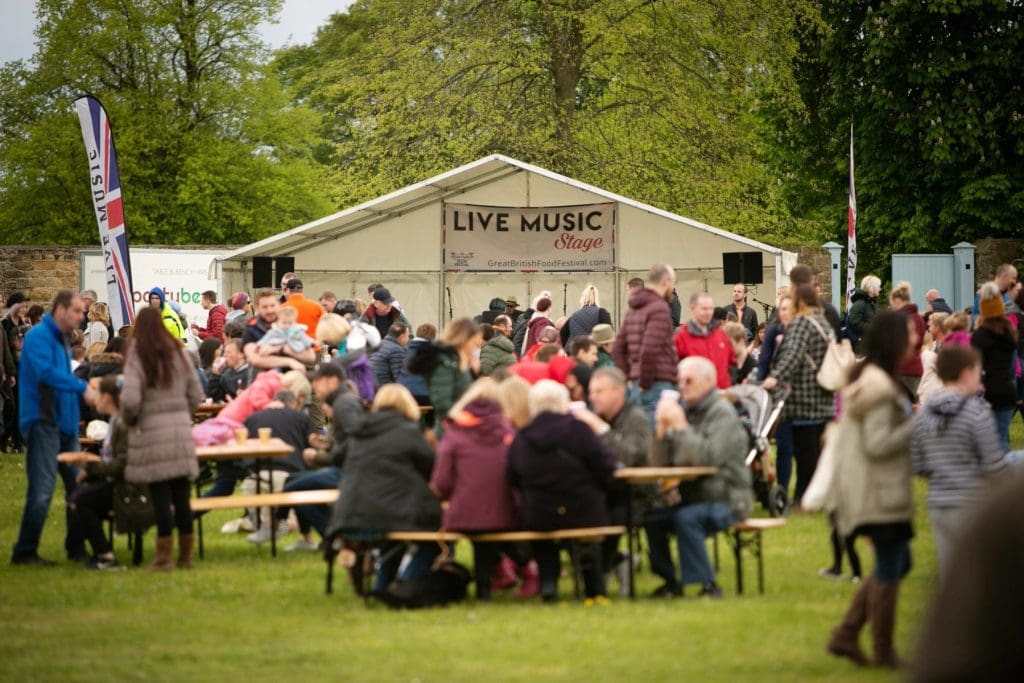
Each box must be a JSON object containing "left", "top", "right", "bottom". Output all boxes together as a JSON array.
[{"left": 643, "top": 356, "right": 752, "bottom": 598}]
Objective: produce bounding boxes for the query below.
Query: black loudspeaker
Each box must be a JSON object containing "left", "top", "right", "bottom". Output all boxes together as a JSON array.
[
  {"left": 275, "top": 257, "right": 295, "bottom": 285},
  {"left": 252, "top": 257, "right": 273, "bottom": 289},
  {"left": 722, "top": 252, "right": 764, "bottom": 285}
]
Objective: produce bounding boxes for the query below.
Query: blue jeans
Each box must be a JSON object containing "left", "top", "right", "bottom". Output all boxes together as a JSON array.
[
  {"left": 374, "top": 541, "right": 443, "bottom": 593},
  {"left": 644, "top": 502, "right": 735, "bottom": 587},
  {"left": 630, "top": 380, "right": 677, "bottom": 427},
  {"left": 774, "top": 420, "right": 794, "bottom": 493},
  {"left": 994, "top": 407, "right": 1014, "bottom": 454},
  {"left": 12, "top": 422, "right": 85, "bottom": 560},
  {"left": 283, "top": 467, "right": 341, "bottom": 538}
]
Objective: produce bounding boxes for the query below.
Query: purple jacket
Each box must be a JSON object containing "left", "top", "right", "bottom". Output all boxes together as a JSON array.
[{"left": 431, "top": 399, "right": 517, "bottom": 531}]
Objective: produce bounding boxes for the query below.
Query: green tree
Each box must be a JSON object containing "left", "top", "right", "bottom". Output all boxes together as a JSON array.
[
  {"left": 284, "top": 0, "right": 815, "bottom": 244},
  {"left": 768, "top": 0, "right": 1024, "bottom": 276},
  {"left": 0, "top": 0, "right": 333, "bottom": 246}
]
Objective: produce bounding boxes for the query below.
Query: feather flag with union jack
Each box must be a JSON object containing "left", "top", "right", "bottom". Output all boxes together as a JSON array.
[
  {"left": 74, "top": 96, "right": 135, "bottom": 329},
  {"left": 846, "top": 124, "right": 857, "bottom": 311}
]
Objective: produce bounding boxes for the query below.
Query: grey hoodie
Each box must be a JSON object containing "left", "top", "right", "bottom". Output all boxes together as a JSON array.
[{"left": 910, "top": 388, "right": 1006, "bottom": 509}]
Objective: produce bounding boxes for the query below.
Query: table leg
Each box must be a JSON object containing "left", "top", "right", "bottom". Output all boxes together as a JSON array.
[{"left": 626, "top": 493, "right": 636, "bottom": 599}]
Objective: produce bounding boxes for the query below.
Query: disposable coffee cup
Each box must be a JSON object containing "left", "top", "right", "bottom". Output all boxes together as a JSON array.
[
  {"left": 258, "top": 427, "right": 272, "bottom": 444},
  {"left": 659, "top": 389, "right": 681, "bottom": 403},
  {"left": 235, "top": 428, "right": 249, "bottom": 444}
]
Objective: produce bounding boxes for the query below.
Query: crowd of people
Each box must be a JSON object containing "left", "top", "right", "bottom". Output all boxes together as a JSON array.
[{"left": 3, "top": 260, "right": 1022, "bottom": 671}]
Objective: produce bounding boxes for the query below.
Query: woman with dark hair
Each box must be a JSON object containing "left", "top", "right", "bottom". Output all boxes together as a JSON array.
[
  {"left": 121, "top": 307, "right": 203, "bottom": 570},
  {"left": 971, "top": 281, "right": 1018, "bottom": 452},
  {"left": 25, "top": 304, "right": 45, "bottom": 327},
  {"left": 762, "top": 284, "right": 836, "bottom": 505},
  {"left": 69, "top": 375, "right": 152, "bottom": 569},
  {"left": 826, "top": 309, "right": 917, "bottom": 668}
]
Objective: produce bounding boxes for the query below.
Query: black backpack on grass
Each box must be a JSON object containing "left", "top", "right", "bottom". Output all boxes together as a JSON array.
[{"left": 375, "top": 561, "right": 471, "bottom": 609}]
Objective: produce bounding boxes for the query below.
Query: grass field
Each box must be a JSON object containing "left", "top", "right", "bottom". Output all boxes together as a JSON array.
[{"left": 2, "top": 429, "right": 1001, "bottom": 683}]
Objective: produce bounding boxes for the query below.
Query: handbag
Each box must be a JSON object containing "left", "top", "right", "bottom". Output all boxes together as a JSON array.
[
  {"left": 801, "top": 421, "right": 839, "bottom": 512},
  {"left": 805, "top": 316, "right": 855, "bottom": 392}
]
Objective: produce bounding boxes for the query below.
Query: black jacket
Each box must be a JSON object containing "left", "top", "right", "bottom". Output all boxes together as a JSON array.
[
  {"left": 507, "top": 412, "right": 618, "bottom": 530},
  {"left": 327, "top": 410, "right": 440, "bottom": 536}
]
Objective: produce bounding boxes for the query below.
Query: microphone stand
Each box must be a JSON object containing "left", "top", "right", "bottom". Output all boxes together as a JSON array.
[
  {"left": 752, "top": 297, "right": 775, "bottom": 319},
  {"left": 445, "top": 287, "right": 454, "bottom": 321}
]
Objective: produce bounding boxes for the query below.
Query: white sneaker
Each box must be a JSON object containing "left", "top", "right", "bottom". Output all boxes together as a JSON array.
[
  {"left": 284, "top": 539, "right": 319, "bottom": 553},
  {"left": 220, "top": 515, "right": 255, "bottom": 534},
  {"left": 247, "top": 525, "right": 273, "bottom": 544}
]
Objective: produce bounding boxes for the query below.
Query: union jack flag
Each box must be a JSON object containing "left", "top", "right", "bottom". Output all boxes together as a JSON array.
[{"left": 75, "top": 96, "right": 135, "bottom": 329}]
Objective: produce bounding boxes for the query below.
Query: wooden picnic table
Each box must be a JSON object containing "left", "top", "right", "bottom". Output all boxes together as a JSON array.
[
  {"left": 613, "top": 465, "right": 719, "bottom": 599},
  {"left": 57, "top": 452, "right": 101, "bottom": 464},
  {"left": 193, "top": 402, "right": 225, "bottom": 422},
  {"left": 195, "top": 437, "right": 293, "bottom": 461},
  {"left": 194, "top": 437, "right": 297, "bottom": 556}
]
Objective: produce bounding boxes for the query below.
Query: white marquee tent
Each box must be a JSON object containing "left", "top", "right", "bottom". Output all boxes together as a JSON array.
[{"left": 215, "top": 155, "right": 797, "bottom": 327}]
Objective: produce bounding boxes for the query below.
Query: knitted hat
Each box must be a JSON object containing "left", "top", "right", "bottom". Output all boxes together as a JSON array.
[
  {"left": 230, "top": 292, "right": 248, "bottom": 310},
  {"left": 979, "top": 295, "right": 1005, "bottom": 320}
]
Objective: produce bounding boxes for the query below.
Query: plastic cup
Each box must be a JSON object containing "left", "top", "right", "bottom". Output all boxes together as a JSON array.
[
  {"left": 568, "top": 401, "right": 587, "bottom": 413},
  {"left": 659, "top": 389, "right": 681, "bottom": 403},
  {"left": 234, "top": 428, "right": 249, "bottom": 444},
  {"left": 258, "top": 427, "right": 272, "bottom": 444}
]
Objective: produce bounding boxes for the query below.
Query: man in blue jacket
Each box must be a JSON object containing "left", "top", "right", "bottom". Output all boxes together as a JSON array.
[{"left": 11, "top": 290, "right": 97, "bottom": 565}]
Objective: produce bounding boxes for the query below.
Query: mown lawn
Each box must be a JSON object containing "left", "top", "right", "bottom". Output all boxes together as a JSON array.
[{"left": 6, "top": 419, "right": 1010, "bottom": 683}]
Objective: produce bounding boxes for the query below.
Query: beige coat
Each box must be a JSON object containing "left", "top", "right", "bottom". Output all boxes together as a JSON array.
[
  {"left": 828, "top": 363, "right": 915, "bottom": 537},
  {"left": 121, "top": 347, "right": 203, "bottom": 485}
]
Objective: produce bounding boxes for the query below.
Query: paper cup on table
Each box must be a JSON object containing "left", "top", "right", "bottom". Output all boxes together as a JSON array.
[
  {"left": 258, "top": 427, "right": 272, "bottom": 444},
  {"left": 235, "top": 428, "right": 249, "bottom": 444}
]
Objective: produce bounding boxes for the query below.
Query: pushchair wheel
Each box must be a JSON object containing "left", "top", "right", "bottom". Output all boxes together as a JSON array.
[{"left": 768, "top": 484, "right": 788, "bottom": 518}]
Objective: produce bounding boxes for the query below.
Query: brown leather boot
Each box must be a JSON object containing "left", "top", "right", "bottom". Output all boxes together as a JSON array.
[
  {"left": 148, "top": 535, "right": 174, "bottom": 572},
  {"left": 827, "top": 577, "right": 871, "bottom": 665},
  {"left": 176, "top": 533, "right": 194, "bottom": 569},
  {"left": 869, "top": 579, "right": 903, "bottom": 668}
]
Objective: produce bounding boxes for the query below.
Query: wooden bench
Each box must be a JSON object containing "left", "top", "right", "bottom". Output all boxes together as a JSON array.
[
  {"left": 713, "top": 517, "right": 788, "bottom": 595},
  {"left": 325, "top": 525, "right": 627, "bottom": 598},
  {"left": 190, "top": 489, "right": 339, "bottom": 558}
]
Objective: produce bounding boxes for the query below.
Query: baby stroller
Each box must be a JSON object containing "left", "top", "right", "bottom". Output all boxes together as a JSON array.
[{"left": 726, "top": 384, "right": 789, "bottom": 517}]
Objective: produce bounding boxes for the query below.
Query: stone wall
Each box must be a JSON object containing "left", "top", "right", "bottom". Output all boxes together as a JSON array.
[
  {"left": 974, "top": 238, "right": 1024, "bottom": 285},
  {"left": 0, "top": 246, "right": 83, "bottom": 307}
]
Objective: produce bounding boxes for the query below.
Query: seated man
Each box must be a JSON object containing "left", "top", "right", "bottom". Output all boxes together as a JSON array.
[
  {"left": 574, "top": 366, "right": 652, "bottom": 593},
  {"left": 643, "top": 356, "right": 753, "bottom": 598},
  {"left": 209, "top": 337, "right": 251, "bottom": 402},
  {"left": 281, "top": 363, "right": 366, "bottom": 550}
]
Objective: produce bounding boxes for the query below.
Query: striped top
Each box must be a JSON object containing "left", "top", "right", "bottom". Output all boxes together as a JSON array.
[{"left": 910, "top": 388, "right": 1007, "bottom": 509}]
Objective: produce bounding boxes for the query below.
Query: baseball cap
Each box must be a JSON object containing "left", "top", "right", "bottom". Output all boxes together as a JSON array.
[{"left": 372, "top": 287, "right": 395, "bottom": 304}]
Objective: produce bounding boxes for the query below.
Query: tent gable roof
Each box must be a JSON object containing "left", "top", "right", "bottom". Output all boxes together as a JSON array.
[{"left": 218, "top": 154, "right": 786, "bottom": 262}]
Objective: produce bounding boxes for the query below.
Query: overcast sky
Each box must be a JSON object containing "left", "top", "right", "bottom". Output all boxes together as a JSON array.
[{"left": 0, "top": 0, "right": 355, "bottom": 66}]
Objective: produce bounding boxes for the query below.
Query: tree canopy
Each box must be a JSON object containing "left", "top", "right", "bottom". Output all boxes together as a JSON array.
[
  {"left": 2, "top": 0, "right": 1021, "bottom": 275},
  {"left": 0, "top": 0, "right": 331, "bottom": 246}
]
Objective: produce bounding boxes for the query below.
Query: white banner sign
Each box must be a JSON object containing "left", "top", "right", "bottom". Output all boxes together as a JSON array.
[
  {"left": 80, "top": 248, "right": 225, "bottom": 326},
  {"left": 443, "top": 202, "right": 615, "bottom": 272}
]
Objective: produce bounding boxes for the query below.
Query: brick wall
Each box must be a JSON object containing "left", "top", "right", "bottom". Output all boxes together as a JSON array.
[
  {"left": 974, "top": 238, "right": 1024, "bottom": 286},
  {"left": 0, "top": 246, "right": 83, "bottom": 307}
]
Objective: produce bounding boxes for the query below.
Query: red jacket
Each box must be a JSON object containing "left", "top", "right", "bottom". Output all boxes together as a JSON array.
[
  {"left": 611, "top": 288, "right": 677, "bottom": 389},
  {"left": 674, "top": 322, "right": 735, "bottom": 389},
  {"left": 898, "top": 304, "right": 926, "bottom": 378},
  {"left": 196, "top": 304, "right": 227, "bottom": 340}
]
